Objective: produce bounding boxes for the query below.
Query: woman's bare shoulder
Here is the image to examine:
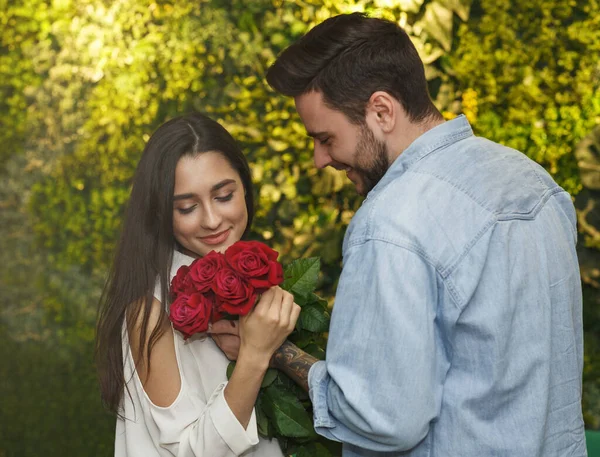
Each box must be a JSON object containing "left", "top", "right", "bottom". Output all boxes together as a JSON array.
[{"left": 128, "top": 297, "right": 182, "bottom": 407}]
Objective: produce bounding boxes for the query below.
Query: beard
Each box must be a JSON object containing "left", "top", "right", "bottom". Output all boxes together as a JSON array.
[{"left": 352, "top": 124, "right": 389, "bottom": 195}]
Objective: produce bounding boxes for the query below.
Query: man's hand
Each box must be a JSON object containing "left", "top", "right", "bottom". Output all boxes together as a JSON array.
[{"left": 210, "top": 320, "right": 241, "bottom": 361}]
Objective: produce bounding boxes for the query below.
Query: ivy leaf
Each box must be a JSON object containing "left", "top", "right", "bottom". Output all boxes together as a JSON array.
[
  {"left": 299, "top": 304, "right": 330, "bottom": 333},
  {"left": 263, "top": 384, "right": 317, "bottom": 438},
  {"left": 282, "top": 257, "right": 320, "bottom": 299}
]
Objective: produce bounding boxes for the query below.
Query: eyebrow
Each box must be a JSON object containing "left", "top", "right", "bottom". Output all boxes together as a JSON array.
[
  {"left": 306, "top": 130, "right": 329, "bottom": 138},
  {"left": 173, "top": 179, "right": 237, "bottom": 201}
]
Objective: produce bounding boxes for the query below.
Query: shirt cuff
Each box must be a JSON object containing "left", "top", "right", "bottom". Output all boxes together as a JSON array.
[
  {"left": 208, "top": 382, "right": 259, "bottom": 455},
  {"left": 308, "top": 361, "right": 336, "bottom": 429}
]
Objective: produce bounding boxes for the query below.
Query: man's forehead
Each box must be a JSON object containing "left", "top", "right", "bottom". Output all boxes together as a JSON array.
[
  {"left": 295, "top": 91, "right": 346, "bottom": 132},
  {"left": 294, "top": 90, "right": 325, "bottom": 113}
]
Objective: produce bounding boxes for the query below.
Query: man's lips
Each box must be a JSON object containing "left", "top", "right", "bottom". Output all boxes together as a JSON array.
[
  {"left": 330, "top": 162, "right": 349, "bottom": 171},
  {"left": 200, "top": 229, "right": 231, "bottom": 245}
]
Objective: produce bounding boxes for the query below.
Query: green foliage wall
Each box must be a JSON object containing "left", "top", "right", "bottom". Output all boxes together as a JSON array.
[
  {"left": 448, "top": 0, "right": 600, "bottom": 195},
  {"left": 1, "top": 0, "right": 599, "bottom": 455}
]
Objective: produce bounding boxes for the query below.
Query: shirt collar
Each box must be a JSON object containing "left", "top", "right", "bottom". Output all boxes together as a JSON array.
[{"left": 367, "top": 115, "right": 474, "bottom": 198}]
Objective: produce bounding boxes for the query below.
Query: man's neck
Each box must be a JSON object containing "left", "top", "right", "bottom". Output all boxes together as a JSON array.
[{"left": 388, "top": 114, "right": 445, "bottom": 163}]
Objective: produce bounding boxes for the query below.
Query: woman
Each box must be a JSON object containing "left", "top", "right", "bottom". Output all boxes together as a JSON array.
[{"left": 95, "top": 113, "right": 299, "bottom": 456}]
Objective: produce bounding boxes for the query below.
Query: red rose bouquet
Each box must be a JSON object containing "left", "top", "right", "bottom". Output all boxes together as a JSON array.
[
  {"left": 168, "top": 241, "right": 284, "bottom": 338},
  {"left": 168, "top": 240, "right": 339, "bottom": 456}
]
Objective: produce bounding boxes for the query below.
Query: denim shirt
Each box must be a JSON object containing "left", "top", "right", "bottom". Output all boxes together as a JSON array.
[{"left": 308, "top": 116, "right": 587, "bottom": 456}]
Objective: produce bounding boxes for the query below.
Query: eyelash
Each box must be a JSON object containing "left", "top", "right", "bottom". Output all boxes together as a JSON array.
[
  {"left": 216, "top": 193, "right": 234, "bottom": 202},
  {"left": 177, "top": 206, "right": 195, "bottom": 215},
  {"left": 176, "top": 193, "right": 234, "bottom": 214},
  {"left": 318, "top": 138, "right": 330, "bottom": 145}
]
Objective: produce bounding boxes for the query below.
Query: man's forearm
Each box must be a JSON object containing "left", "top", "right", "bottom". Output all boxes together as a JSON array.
[{"left": 272, "top": 340, "right": 318, "bottom": 392}]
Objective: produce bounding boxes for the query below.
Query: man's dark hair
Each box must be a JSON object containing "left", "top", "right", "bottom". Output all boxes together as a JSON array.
[{"left": 266, "top": 13, "right": 440, "bottom": 124}]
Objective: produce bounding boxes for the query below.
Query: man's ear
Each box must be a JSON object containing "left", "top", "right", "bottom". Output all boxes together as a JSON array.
[{"left": 366, "top": 91, "right": 397, "bottom": 133}]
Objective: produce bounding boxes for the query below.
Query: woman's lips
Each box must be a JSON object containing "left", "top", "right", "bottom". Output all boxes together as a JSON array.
[{"left": 200, "top": 229, "right": 230, "bottom": 245}]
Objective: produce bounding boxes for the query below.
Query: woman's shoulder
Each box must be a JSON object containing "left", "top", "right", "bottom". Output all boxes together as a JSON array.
[{"left": 127, "top": 296, "right": 183, "bottom": 407}]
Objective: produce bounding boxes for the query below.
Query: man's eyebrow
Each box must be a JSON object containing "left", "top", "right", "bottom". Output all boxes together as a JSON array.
[
  {"left": 307, "top": 130, "right": 329, "bottom": 138},
  {"left": 173, "top": 179, "right": 237, "bottom": 200}
]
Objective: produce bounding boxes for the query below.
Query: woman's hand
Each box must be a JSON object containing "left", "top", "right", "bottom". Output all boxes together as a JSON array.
[
  {"left": 238, "top": 286, "right": 300, "bottom": 367},
  {"left": 221, "top": 287, "right": 300, "bottom": 427}
]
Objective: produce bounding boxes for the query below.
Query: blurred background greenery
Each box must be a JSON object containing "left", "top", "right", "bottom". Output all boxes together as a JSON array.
[{"left": 1, "top": 0, "right": 599, "bottom": 455}]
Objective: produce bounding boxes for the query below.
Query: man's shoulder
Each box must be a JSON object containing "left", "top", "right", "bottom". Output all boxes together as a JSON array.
[{"left": 411, "top": 135, "right": 561, "bottom": 217}]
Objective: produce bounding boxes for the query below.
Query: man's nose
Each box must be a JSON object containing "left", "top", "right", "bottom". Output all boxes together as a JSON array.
[{"left": 313, "top": 144, "right": 332, "bottom": 169}]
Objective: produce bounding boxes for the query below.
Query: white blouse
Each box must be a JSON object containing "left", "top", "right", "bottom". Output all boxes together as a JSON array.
[{"left": 114, "top": 250, "right": 283, "bottom": 457}]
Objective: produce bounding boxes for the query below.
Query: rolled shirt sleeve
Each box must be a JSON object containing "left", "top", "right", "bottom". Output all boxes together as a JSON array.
[
  {"left": 308, "top": 239, "right": 444, "bottom": 452},
  {"left": 149, "top": 382, "right": 259, "bottom": 457}
]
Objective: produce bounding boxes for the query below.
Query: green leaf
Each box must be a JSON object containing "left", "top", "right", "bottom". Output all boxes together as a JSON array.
[
  {"left": 289, "top": 329, "right": 315, "bottom": 348},
  {"left": 295, "top": 442, "right": 334, "bottom": 457},
  {"left": 261, "top": 368, "right": 278, "bottom": 388},
  {"left": 419, "top": 1, "right": 453, "bottom": 52},
  {"left": 439, "top": 0, "right": 472, "bottom": 22},
  {"left": 299, "top": 304, "right": 330, "bottom": 333},
  {"left": 256, "top": 394, "right": 272, "bottom": 437},
  {"left": 226, "top": 361, "right": 235, "bottom": 380},
  {"left": 294, "top": 292, "right": 322, "bottom": 307},
  {"left": 263, "top": 384, "right": 317, "bottom": 438},
  {"left": 303, "top": 343, "right": 326, "bottom": 361},
  {"left": 282, "top": 258, "right": 320, "bottom": 299},
  {"left": 393, "top": 0, "right": 425, "bottom": 14}
]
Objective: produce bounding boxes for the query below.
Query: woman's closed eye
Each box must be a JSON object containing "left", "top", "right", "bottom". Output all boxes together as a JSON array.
[
  {"left": 177, "top": 205, "right": 197, "bottom": 215},
  {"left": 215, "top": 192, "right": 234, "bottom": 202},
  {"left": 318, "top": 137, "right": 330, "bottom": 145}
]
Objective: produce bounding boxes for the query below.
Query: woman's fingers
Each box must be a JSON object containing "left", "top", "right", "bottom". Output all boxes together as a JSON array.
[
  {"left": 236, "top": 286, "right": 302, "bottom": 363},
  {"left": 252, "top": 286, "right": 277, "bottom": 316},
  {"left": 289, "top": 303, "right": 301, "bottom": 332},
  {"left": 276, "top": 290, "right": 295, "bottom": 328}
]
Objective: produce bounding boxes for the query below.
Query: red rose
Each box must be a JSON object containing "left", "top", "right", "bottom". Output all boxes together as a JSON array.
[
  {"left": 189, "top": 250, "right": 226, "bottom": 293},
  {"left": 170, "top": 264, "right": 195, "bottom": 298},
  {"left": 169, "top": 292, "right": 214, "bottom": 339},
  {"left": 213, "top": 267, "right": 256, "bottom": 316},
  {"left": 224, "top": 241, "right": 284, "bottom": 292}
]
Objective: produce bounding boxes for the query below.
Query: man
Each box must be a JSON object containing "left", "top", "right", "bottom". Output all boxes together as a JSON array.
[{"left": 213, "top": 12, "right": 587, "bottom": 456}]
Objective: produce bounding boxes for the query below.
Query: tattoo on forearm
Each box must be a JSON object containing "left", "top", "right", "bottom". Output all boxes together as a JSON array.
[{"left": 273, "top": 341, "right": 318, "bottom": 392}]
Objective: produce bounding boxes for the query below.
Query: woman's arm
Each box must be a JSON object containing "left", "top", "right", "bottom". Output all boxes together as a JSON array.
[
  {"left": 130, "top": 287, "right": 300, "bottom": 427},
  {"left": 224, "top": 286, "right": 300, "bottom": 427}
]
